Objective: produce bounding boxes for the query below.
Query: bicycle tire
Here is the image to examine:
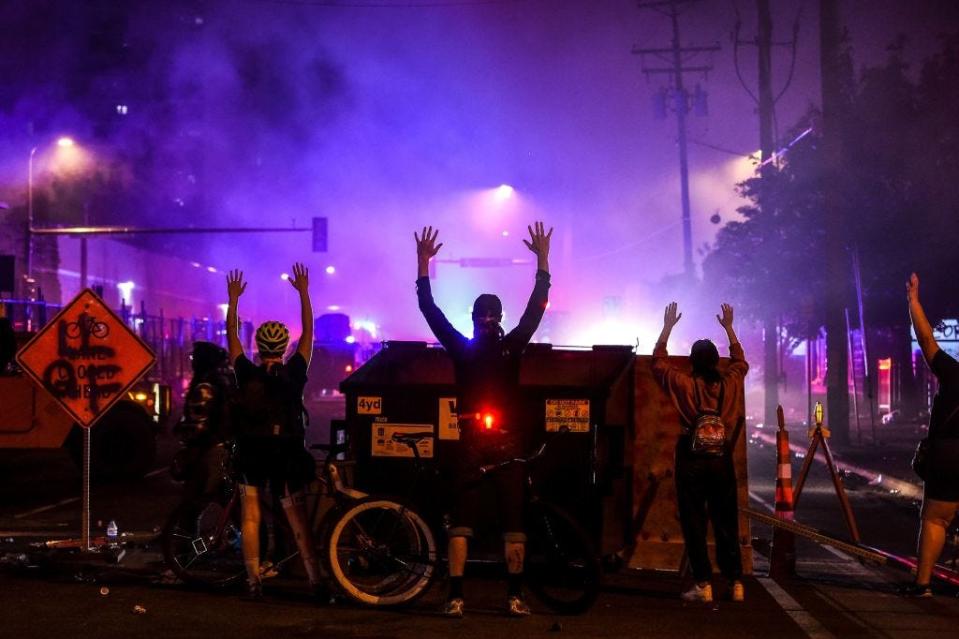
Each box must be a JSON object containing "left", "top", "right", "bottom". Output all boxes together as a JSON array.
[
  {"left": 161, "top": 496, "right": 248, "bottom": 588},
  {"left": 324, "top": 497, "right": 438, "bottom": 607},
  {"left": 524, "top": 500, "right": 601, "bottom": 614}
]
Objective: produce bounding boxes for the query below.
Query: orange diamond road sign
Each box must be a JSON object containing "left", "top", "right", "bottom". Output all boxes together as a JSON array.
[{"left": 16, "top": 288, "right": 156, "bottom": 428}]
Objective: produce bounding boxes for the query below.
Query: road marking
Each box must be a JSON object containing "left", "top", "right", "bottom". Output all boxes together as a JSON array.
[
  {"left": 12, "top": 466, "right": 167, "bottom": 519},
  {"left": 757, "top": 577, "right": 836, "bottom": 639},
  {"left": 13, "top": 498, "right": 79, "bottom": 519}
]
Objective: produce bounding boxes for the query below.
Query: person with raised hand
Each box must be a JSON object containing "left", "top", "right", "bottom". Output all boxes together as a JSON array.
[
  {"left": 415, "top": 222, "right": 552, "bottom": 618},
  {"left": 226, "top": 264, "right": 323, "bottom": 602},
  {"left": 902, "top": 273, "right": 959, "bottom": 598},
  {"left": 652, "top": 301, "right": 749, "bottom": 604}
]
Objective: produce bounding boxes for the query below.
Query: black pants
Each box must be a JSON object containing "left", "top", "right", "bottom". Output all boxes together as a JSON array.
[{"left": 675, "top": 445, "right": 742, "bottom": 582}]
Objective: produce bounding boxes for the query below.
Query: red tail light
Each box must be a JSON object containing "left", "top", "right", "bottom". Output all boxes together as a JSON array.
[{"left": 483, "top": 413, "right": 494, "bottom": 430}]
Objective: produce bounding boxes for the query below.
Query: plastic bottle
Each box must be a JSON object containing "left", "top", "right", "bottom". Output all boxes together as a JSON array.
[{"left": 106, "top": 520, "right": 118, "bottom": 544}]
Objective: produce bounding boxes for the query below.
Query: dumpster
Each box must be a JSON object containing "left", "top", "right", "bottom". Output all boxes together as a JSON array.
[{"left": 339, "top": 340, "right": 634, "bottom": 553}]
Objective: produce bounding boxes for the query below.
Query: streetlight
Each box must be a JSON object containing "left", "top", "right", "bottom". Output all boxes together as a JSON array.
[{"left": 27, "top": 136, "right": 84, "bottom": 296}]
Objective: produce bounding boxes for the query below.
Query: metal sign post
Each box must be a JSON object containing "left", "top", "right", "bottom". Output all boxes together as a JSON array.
[{"left": 15, "top": 288, "right": 156, "bottom": 550}]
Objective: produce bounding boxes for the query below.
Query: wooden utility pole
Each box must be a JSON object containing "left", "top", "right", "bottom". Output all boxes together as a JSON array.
[
  {"left": 633, "top": 0, "right": 719, "bottom": 279},
  {"left": 733, "top": 0, "right": 800, "bottom": 429},
  {"left": 757, "top": 0, "right": 779, "bottom": 430},
  {"left": 820, "top": 0, "right": 850, "bottom": 445}
]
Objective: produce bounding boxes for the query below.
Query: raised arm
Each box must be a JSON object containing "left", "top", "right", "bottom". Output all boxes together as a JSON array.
[
  {"left": 415, "top": 227, "right": 466, "bottom": 352},
  {"left": 509, "top": 221, "right": 552, "bottom": 344},
  {"left": 226, "top": 269, "right": 247, "bottom": 365},
  {"left": 416, "top": 225, "right": 443, "bottom": 279},
  {"left": 655, "top": 302, "right": 682, "bottom": 349},
  {"left": 289, "top": 262, "right": 313, "bottom": 366},
  {"left": 651, "top": 302, "right": 682, "bottom": 387},
  {"left": 716, "top": 302, "right": 748, "bottom": 378},
  {"left": 908, "top": 273, "right": 940, "bottom": 366}
]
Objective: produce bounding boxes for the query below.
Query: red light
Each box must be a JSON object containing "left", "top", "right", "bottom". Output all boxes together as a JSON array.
[
  {"left": 878, "top": 358, "right": 891, "bottom": 371},
  {"left": 484, "top": 413, "right": 494, "bottom": 430},
  {"left": 344, "top": 364, "right": 353, "bottom": 372}
]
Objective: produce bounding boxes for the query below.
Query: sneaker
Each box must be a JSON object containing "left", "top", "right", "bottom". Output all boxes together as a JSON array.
[
  {"left": 680, "top": 582, "right": 713, "bottom": 603},
  {"left": 442, "top": 597, "right": 465, "bottom": 618},
  {"left": 507, "top": 595, "right": 531, "bottom": 617},
  {"left": 258, "top": 560, "right": 279, "bottom": 580},
  {"left": 241, "top": 580, "right": 263, "bottom": 602},
  {"left": 730, "top": 580, "right": 745, "bottom": 602},
  {"left": 311, "top": 582, "right": 332, "bottom": 605},
  {"left": 900, "top": 583, "right": 933, "bottom": 598}
]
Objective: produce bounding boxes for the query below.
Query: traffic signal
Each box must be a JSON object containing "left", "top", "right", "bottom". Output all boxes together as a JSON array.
[{"left": 312, "top": 217, "right": 328, "bottom": 253}]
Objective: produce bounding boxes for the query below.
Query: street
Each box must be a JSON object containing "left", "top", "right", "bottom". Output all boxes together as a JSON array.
[{"left": 2, "top": 419, "right": 959, "bottom": 638}]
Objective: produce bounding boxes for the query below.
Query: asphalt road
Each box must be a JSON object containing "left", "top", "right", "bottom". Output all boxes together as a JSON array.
[{"left": 2, "top": 418, "right": 959, "bottom": 638}]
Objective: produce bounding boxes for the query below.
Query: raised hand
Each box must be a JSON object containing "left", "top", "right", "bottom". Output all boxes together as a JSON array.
[
  {"left": 663, "top": 302, "right": 682, "bottom": 330},
  {"left": 227, "top": 269, "right": 247, "bottom": 300},
  {"left": 523, "top": 221, "right": 553, "bottom": 259},
  {"left": 906, "top": 273, "right": 920, "bottom": 303},
  {"left": 716, "top": 303, "right": 734, "bottom": 329},
  {"left": 288, "top": 262, "right": 309, "bottom": 295},
  {"left": 415, "top": 226, "right": 443, "bottom": 262}
]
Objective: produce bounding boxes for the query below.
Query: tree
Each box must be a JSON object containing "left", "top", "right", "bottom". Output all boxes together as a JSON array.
[{"left": 703, "top": 35, "right": 959, "bottom": 437}]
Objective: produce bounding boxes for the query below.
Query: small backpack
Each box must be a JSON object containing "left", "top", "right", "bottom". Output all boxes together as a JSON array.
[
  {"left": 688, "top": 379, "right": 726, "bottom": 456},
  {"left": 236, "top": 363, "right": 305, "bottom": 439}
]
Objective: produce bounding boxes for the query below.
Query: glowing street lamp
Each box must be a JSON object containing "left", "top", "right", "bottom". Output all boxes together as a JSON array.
[
  {"left": 27, "top": 136, "right": 84, "bottom": 294},
  {"left": 493, "top": 184, "right": 515, "bottom": 202}
]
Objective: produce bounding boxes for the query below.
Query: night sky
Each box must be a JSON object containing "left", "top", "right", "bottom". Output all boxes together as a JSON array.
[{"left": 2, "top": 0, "right": 957, "bottom": 345}]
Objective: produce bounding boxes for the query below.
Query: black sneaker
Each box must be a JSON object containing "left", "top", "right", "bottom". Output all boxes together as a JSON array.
[
  {"left": 899, "top": 583, "right": 933, "bottom": 598},
  {"left": 311, "top": 582, "right": 333, "bottom": 605},
  {"left": 242, "top": 580, "right": 264, "bottom": 602}
]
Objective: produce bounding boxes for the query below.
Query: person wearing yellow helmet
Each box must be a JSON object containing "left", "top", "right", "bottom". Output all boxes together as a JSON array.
[{"left": 226, "top": 263, "right": 322, "bottom": 601}]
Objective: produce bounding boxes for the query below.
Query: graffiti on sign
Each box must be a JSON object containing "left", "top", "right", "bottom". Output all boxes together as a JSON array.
[{"left": 16, "top": 289, "right": 156, "bottom": 428}]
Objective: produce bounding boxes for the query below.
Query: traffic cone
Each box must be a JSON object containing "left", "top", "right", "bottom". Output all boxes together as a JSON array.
[{"left": 770, "top": 405, "right": 797, "bottom": 578}]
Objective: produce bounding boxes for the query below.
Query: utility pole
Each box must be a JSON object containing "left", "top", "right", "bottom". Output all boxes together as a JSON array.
[
  {"left": 820, "top": 0, "right": 850, "bottom": 445},
  {"left": 633, "top": 0, "right": 719, "bottom": 279},
  {"left": 732, "top": 1, "right": 800, "bottom": 429}
]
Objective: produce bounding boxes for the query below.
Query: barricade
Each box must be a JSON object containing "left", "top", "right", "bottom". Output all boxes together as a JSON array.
[{"left": 770, "top": 405, "right": 796, "bottom": 577}]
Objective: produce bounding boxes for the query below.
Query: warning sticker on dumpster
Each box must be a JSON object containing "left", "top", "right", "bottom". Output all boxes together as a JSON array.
[
  {"left": 15, "top": 288, "right": 156, "bottom": 428},
  {"left": 545, "top": 399, "right": 590, "bottom": 432},
  {"left": 438, "top": 397, "right": 459, "bottom": 440},
  {"left": 371, "top": 424, "right": 434, "bottom": 458}
]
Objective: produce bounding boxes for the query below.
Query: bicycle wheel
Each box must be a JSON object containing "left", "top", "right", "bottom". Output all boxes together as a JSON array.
[
  {"left": 162, "top": 496, "right": 247, "bottom": 588},
  {"left": 324, "top": 497, "right": 438, "bottom": 607},
  {"left": 524, "top": 500, "right": 601, "bottom": 614}
]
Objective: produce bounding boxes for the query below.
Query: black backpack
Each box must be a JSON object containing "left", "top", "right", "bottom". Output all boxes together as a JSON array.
[{"left": 236, "top": 363, "right": 305, "bottom": 438}]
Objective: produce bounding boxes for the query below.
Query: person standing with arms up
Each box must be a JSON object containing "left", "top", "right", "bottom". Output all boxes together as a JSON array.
[
  {"left": 226, "top": 263, "right": 323, "bottom": 601},
  {"left": 903, "top": 273, "right": 959, "bottom": 597},
  {"left": 415, "top": 222, "right": 552, "bottom": 617},
  {"left": 652, "top": 302, "right": 749, "bottom": 604}
]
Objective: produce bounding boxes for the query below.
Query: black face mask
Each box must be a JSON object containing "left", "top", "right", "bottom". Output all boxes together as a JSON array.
[{"left": 473, "top": 315, "right": 503, "bottom": 341}]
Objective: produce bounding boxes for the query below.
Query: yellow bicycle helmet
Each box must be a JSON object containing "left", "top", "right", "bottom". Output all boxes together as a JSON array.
[{"left": 255, "top": 321, "right": 290, "bottom": 358}]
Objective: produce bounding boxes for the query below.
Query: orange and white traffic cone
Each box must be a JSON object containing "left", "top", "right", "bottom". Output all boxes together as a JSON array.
[{"left": 770, "top": 405, "right": 796, "bottom": 578}]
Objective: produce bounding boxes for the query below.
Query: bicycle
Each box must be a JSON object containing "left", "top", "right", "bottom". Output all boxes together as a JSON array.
[
  {"left": 161, "top": 439, "right": 437, "bottom": 605},
  {"left": 324, "top": 431, "right": 601, "bottom": 614}
]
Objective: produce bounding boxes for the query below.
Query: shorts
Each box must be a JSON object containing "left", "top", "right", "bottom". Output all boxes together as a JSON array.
[
  {"left": 234, "top": 436, "right": 316, "bottom": 495},
  {"left": 448, "top": 460, "right": 526, "bottom": 543},
  {"left": 923, "top": 438, "right": 959, "bottom": 501},
  {"left": 920, "top": 495, "right": 959, "bottom": 525}
]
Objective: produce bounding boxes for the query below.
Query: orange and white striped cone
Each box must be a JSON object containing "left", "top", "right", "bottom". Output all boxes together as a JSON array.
[{"left": 770, "top": 405, "right": 797, "bottom": 578}]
